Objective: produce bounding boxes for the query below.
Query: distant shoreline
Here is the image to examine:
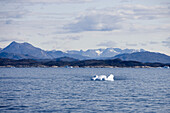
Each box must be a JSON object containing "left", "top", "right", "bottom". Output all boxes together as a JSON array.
[
  {"left": 0, "top": 58, "right": 170, "bottom": 68},
  {"left": 0, "top": 65, "right": 169, "bottom": 69}
]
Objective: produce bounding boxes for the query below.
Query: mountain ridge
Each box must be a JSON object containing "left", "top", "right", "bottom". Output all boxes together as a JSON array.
[
  {"left": 114, "top": 52, "right": 170, "bottom": 63},
  {"left": 0, "top": 41, "right": 145, "bottom": 60},
  {"left": 0, "top": 41, "right": 88, "bottom": 60},
  {"left": 66, "top": 48, "right": 145, "bottom": 58},
  {"left": 0, "top": 41, "right": 170, "bottom": 63},
  {"left": 1, "top": 41, "right": 50, "bottom": 59}
]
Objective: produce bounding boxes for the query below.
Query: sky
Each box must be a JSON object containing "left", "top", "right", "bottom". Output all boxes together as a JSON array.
[{"left": 0, "top": 0, "right": 170, "bottom": 55}]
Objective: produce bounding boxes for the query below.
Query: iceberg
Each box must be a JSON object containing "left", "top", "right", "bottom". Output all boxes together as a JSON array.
[{"left": 91, "top": 74, "right": 114, "bottom": 81}]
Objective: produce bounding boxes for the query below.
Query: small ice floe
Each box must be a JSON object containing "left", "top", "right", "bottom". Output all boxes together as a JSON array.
[{"left": 91, "top": 74, "right": 114, "bottom": 81}]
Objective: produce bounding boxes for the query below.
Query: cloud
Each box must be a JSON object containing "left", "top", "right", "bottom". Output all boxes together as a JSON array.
[
  {"left": 5, "top": 20, "right": 13, "bottom": 24},
  {"left": 149, "top": 41, "right": 159, "bottom": 44},
  {"left": 140, "top": 43, "right": 147, "bottom": 46},
  {"left": 126, "top": 43, "right": 138, "bottom": 46},
  {"left": 130, "top": 5, "right": 170, "bottom": 20},
  {"left": 0, "top": 37, "right": 24, "bottom": 42},
  {"left": 97, "top": 41, "right": 117, "bottom": 48},
  {"left": 67, "top": 36, "right": 80, "bottom": 40},
  {"left": 0, "top": 0, "right": 93, "bottom": 21},
  {"left": 1, "top": 0, "right": 93, "bottom": 4},
  {"left": 41, "top": 40, "right": 58, "bottom": 45},
  {"left": 120, "top": 0, "right": 130, "bottom": 3},
  {"left": 30, "top": 0, "right": 93, "bottom": 3},
  {"left": 162, "top": 37, "right": 170, "bottom": 48},
  {"left": 55, "top": 35, "right": 81, "bottom": 40},
  {"left": 64, "top": 4, "right": 170, "bottom": 32},
  {"left": 64, "top": 12, "right": 122, "bottom": 32},
  {"left": 0, "top": 11, "right": 28, "bottom": 19}
]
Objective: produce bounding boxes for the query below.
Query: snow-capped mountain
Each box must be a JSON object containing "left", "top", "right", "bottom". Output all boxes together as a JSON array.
[
  {"left": 67, "top": 48, "right": 145, "bottom": 58},
  {"left": 0, "top": 41, "right": 146, "bottom": 60},
  {"left": 0, "top": 41, "right": 88, "bottom": 60},
  {"left": 1, "top": 41, "right": 170, "bottom": 63}
]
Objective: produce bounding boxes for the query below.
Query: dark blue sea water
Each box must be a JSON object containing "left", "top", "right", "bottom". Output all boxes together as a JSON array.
[{"left": 0, "top": 68, "right": 169, "bottom": 113}]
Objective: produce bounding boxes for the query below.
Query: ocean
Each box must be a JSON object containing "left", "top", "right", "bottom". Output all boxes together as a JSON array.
[{"left": 0, "top": 67, "right": 169, "bottom": 113}]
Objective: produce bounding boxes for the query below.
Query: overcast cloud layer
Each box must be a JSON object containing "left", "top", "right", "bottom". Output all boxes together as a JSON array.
[
  {"left": 65, "top": 5, "right": 170, "bottom": 32},
  {"left": 0, "top": 0, "right": 170, "bottom": 55}
]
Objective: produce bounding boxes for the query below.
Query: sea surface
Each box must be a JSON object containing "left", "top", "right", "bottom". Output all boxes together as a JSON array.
[{"left": 0, "top": 67, "right": 169, "bottom": 113}]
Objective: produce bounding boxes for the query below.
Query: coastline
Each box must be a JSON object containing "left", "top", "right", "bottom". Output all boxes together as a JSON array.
[
  {"left": 0, "top": 58, "right": 169, "bottom": 68},
  {"left": 0, "top": 65, "right": 168, "bottom": 68}
]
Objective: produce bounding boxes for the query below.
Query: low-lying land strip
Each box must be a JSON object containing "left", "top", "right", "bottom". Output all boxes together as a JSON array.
[{"left": 0, "top": 58, "right": 169, "bottom": 68}]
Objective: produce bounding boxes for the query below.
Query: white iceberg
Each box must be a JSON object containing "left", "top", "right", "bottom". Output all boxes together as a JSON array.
[{"left": 91, "top": 74, "right": 114, "bottom": 81}]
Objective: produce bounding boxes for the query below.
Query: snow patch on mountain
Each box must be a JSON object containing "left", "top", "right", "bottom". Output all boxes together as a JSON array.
[{"left": 95, "top": 50, "right": 103, "bottom": 56}]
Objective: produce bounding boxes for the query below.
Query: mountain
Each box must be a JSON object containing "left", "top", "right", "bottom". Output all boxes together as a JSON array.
[
  {"left": 114, "top": 52, "right": 170, "bottom": 63},
  {"left": 67, "top": 48, "right": 145, "bottom": 58},
  {"left": 0, "top": 52, "right": 36, "bottom": 60},
  {"left": 1, "top": 41, "right": 170, "bottom": 63},
  {"left": 1, "top": 41, "right": 50, "bottom": 59},
  {"left": 54, "top": 56, "right": 79, "bottom": 62},
  {"left": 0, "top": 41, "right": 88, "bottom": 60},
  {"left": 46, "top": 50, "right": 88, "bottom": 60}
]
